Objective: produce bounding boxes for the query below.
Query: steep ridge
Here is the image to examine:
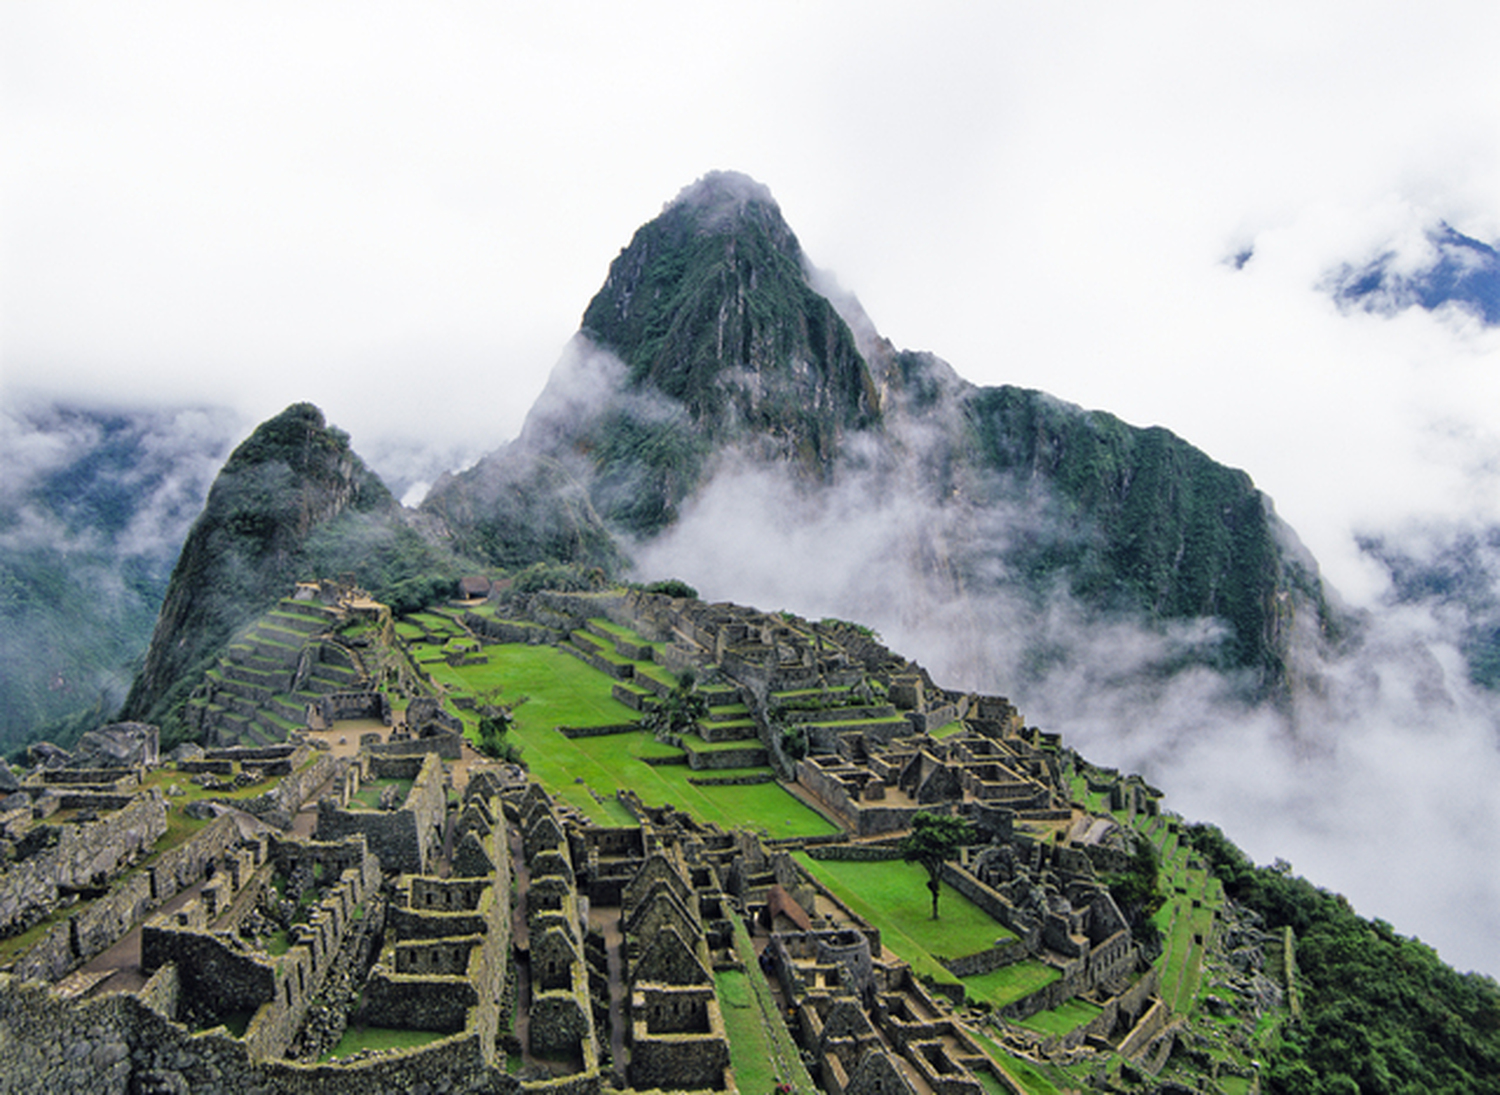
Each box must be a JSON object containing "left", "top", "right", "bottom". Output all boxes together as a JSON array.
[{"left": 426, "top": 172, "right": 1341, "bottom": 695}]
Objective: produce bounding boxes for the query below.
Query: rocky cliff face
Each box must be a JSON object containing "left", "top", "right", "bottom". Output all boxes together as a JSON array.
[
  {"left": 579, "top": 172, "right": 880, "bottom": 468},
  {"left": 121, "top": 403, "right": 396, "bottom": 727},
  {"left": 429, "top": 172, "right": 1340, "bottom": 695}
]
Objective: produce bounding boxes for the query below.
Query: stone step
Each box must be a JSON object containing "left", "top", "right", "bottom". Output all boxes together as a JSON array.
[
  {"left": 240, "top": 720, "right": 278, "bottom": 747},
  {"left": 680, "top": 738, "right": 768, "bottom": 770},
  {"left": 268, "top": 696, "right": 313, "bottom": 725},
  {"left": 278, "top": 597, "right": 342, "bottom": 623},
  {"left": 560, "top": 640, "right": 634, "bottom": 682},
  {"left": 612, "top": 681, "right": 653, "bottom": 712},
  {"left": 309, "top": 663, "right": 361, "bottom": 686},
  {"left": 701, "top": 688, "right": 743, "bottom": 709},
  {"left": 252, "top": 622, "right": 314, "bottom": 648},
  {"left": 782, "top": 704, "right": 900, "bottom": 725},
  {"left": 220, "top": 660, "right": 290, "bottom": 691},
  {"left": 232, "top": 638, "right": 303, "bottom": 669},
  {"left": 697, "top": 719, "right": 759, "bottom": 744},
  {"left": 265, "top": 608, "right": 330, "bottom": 635}
]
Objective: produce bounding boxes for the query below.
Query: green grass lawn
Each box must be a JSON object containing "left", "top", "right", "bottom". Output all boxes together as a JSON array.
[
  {"left": 717, "top": 910, "right": 816, "bottom": 1094},
  {"left": 429, "top": 644, "right": 836, "bottom": 836},
  {"left": 430, "top": 643, "right": 638, "bottom": 732},
  {"left": 962, "top": 960, "right": 1061, "bottom": 1009},
  {"left": 972, "top": 1030, "right": 1067, "bottom": 1095},
  {"left": 348, "top": 777, "right": 414, "bottom": 810},
  {"left": 1018, "top": 996, "right": 1102, "bottom": 1036},
  {"left": 321, "top": 1025, "right": 447, "bottom": 1061},
  {"left": 793, "top": 854, "right": 1015, "bottom": 990}
]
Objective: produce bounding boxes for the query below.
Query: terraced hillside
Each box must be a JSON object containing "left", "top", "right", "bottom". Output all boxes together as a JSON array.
[{"left": 183, "top": 596, "right": 372, "bottom": 747}]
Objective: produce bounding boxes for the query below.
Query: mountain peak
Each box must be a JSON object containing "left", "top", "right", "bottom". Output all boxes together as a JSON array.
[{"left": 664, "top": 170, "right": 781, "bottom": 231}]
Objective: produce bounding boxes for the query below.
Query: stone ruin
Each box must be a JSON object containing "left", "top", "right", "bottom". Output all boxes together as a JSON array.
[{"left": 0, "top": 584, "right": 1213, "bottom": 1092}]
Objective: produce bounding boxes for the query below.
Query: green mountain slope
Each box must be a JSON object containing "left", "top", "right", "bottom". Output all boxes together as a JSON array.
[
  {"left": 425, "top": 171, "right": 1341, "bottom": 694},
  {"left": 0, "top": 405, "right": 237, "bottom": 749}
]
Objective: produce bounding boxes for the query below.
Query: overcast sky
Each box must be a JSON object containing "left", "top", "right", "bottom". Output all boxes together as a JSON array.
[
  {"left": 6, "top": 3, "right": 1500, "bottom": 597},
  {"left": 6, "top": 2, "right": 1500, "bottom": 972}
]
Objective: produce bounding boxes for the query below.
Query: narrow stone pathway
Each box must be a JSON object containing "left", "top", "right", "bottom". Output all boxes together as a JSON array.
[{"left": 595, "top": 906, "right": 628, "bottom": 1083}]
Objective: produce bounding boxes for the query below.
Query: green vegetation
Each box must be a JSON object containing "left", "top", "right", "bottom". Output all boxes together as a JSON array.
[
  {"left": 719, "top": 911, "right": 814, "bottom": 1095},
  {"left": 961, "top": 960, "right": 1061, "bottom": 1010},
  {"left": 427, "top": 642, "right": 835, "bottom": 836},
  {"left": 120, "top": 403, "right": 472, "bottom": 739},
  {"left": 793, "top": 854, "right": 1012, "bottom": 991},
  {"left": 322, "top": 1025, "right": 446, "bottom": 1061},
  {"left": 641, "top": 669, "right": 709, "bottom": 738},
  {"left": 972, "top": 1028, "right": 1070, "bottom": 1095},
  {"left": 963, "top": 385, "right": 1336, "bottom": 690},
  {"left": 901, "top": 811, "right": 977, "bottom": 919},
  {"left": 1018, "top": 997, "right": 1103, "bottom": 1037},
  {"left": 1186, "top": 823, "right": 1500, "bottom": 1094},
  {"left": 635, "top": 577, "right": 698, "bottom": 599}
]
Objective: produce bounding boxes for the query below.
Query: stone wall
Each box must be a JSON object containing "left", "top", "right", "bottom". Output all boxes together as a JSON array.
[
  {"left": 10, "top": 814, "right": 242, "bottom": 984},
  {"left": 318, "top": 691, "right": 391, "bottom": 725},
  {"left": 230, "top": 752, "right": 339, "bottom": 828},
  {"left": 144, "top": 834, "right": 378, "bottom": 1062},
  {"left": 938, "top": 938, "right": 1029, "bottom": 979},
  {"left": 0, "top": 972, "right": 524, "bottom": 1095},
  {"left": 367, "top": 732, "right": 464, "bottom": 760},
  {"left": 463, "top": 612, "right": 563, "bottom": 645},
  {"left": 683, "top": 741, "right": 767, "bottom": 770},
  {"left": 0, "top": 790, "right": 168, "bottom": 938},
  {"left": 314, "top": 753, "right": 445, "bottom": 874}
]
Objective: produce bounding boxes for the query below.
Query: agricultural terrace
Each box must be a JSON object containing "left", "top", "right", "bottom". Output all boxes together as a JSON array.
[{"left": 420, "top": 638, "right": 838, "bottom": 837}]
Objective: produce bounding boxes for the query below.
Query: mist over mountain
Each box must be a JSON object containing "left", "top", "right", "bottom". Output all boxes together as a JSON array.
[
  {"left": 423, "top": 172, "right": 1500, "bottom": 974},
  {"left": 10, "top": 171, "right": 1500, "bottom": 974},
  {"left": 427, "top": 171, "right": 1342, "bottom": 699},
  {"left": 1329, "top": 222, "right": 1500, "bottom": 326},
  {"left": 0, "top": 402, "right": 240, "bottom": 745}
]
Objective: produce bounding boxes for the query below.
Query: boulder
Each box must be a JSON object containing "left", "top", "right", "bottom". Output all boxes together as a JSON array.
[
  {"left": 0, "top": 763, "right": 19, "bottom": 793},
  {"left": 169, "top": 741, "right": 206, "bottom": 764},
  {"left": 27, "top": 741, "right": 70, "bottom": 769},
  {"left": 69, "top": 722, "right": 160, "bottom": 769}
]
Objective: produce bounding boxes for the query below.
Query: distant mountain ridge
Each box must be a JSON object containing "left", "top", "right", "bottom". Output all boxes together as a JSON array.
[
  {"left": 0, "top": 404, "right": 237, "bottom": 745},
  {"left": 104, "top": 172, "right": 1343, "bottom": 738}
]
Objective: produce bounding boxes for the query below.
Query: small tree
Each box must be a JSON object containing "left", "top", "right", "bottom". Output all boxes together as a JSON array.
[
  {"left": 901, "top": 812, "right": 975, "bottom": 920},
  {"left": 642, "top": 670, "right": 709, "bottom": 740}
]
